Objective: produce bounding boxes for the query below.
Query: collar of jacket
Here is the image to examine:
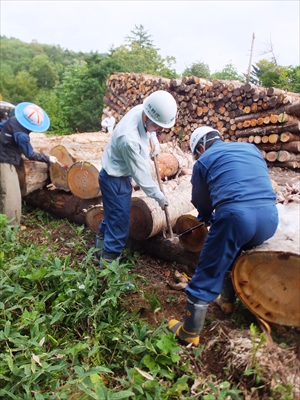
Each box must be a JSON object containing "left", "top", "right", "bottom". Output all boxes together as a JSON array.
[{"left": 138, "top": 111, "right": 148, "bottom": 139}]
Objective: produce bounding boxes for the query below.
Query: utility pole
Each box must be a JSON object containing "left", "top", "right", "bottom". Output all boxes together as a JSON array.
[{"left": 246, "top": 32, "right": 255, "bottom": 83}]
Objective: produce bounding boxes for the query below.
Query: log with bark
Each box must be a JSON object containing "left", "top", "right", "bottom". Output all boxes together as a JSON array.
[
  {"left": 232, "top": 202, "right": 300, "bottom": 327},
  {"left": 130, "top": 176, "right": 195, "bottom": 240},
  {"left": 24, "top": 187, "right": 102, "bottom": 225}
]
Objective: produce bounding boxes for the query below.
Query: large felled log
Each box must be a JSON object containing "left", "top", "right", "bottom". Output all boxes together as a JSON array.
[
  {"left": 232, "top": 202, "right": 300, "bottom": 327},
  {"left": 49, "top": 145, "right": 76, "bottom": 191},
  {"left": 24, "top": 188, "right": 102, "bottom": 225},
  {"left": 17, "top": 159, "right": 49, "bottom": 196},
  {"left": 130, "top": 183, "right": 195, "bottom": 240},
  {"left": 128, "top": 233, "right": 200, "bottom": 270}
]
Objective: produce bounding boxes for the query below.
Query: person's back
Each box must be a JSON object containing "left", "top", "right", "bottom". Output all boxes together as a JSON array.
[{"left": 198, "top": 141, "right": 276, "bottom": 208}]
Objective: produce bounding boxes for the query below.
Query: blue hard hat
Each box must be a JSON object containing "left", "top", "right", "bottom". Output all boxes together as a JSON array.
[{"left": 15, "top": 102, "right": 50, "bottom": 132}]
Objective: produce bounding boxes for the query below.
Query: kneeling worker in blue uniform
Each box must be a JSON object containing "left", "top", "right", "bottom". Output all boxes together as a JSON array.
[{"left": 169, "top": 126, "right": 279, "bottom": 346}]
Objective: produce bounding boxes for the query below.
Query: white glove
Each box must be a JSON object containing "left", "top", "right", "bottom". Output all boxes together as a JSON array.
[
  {"left": 49, "top": 155, "right": 58, "bottom": 164},
  {"left": 158, "top": 195, "right": 169, "bottom": 210},
  {"left": 150, "top": 143, "right": 160, "bottom": 158}
]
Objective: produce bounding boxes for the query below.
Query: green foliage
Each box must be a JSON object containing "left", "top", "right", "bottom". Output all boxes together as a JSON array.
[
  {"left": 251, "top": 60, "right": 300, "bottom": 92},
  {"left": 125, "top": 24, "right": 155, "bottom": 48},
  {"left": 182, "top": 60, "right": 211, "bottom": 79},
  {"left": 0, "top": 213, "right": 190, "bottom": 398},
  {"left": 211, "top": 62, "right": 244, "bottom": 82},
  {"left": 110, "top": 42, "right": 177, "bottom": 78},
  {"left": 202, "top": 379, "right": 243, "bottom": 399},
  {"left": 29, "top": 54, "right": 59, "bottom": 89}
]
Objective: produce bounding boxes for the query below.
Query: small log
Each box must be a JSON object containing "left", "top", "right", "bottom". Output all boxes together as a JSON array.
[
  {"left": 280, "top": 132, "right": 300, "bottom": 143},
  {"left": 85, "top": 204, "right": 104, "bottom": 233},
  {"left": 175, "top": 214, "right": 208, "bottom": 252},
  {"left": 156, "top": 153, "right": 179, "bottom": 179},
  {"left": 257, "top": 141, "right": 300, "bottom": 153},
  {"left": 266, "top": 161, "right": 300, "bottom": 169},
  {"left": 235, "top": 120, "right": 300, "bottom": 138},
  {"left": 67, "top": 161, "right": 102, "bottom": 199}
]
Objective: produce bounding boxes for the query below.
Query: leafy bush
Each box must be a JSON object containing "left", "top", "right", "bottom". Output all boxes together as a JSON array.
[{"left": 0, "top": 214, "right": 191, "bottom": 399}]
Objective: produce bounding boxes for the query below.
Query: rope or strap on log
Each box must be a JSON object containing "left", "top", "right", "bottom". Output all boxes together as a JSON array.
[{"left": 150, "top": 138, "right": 174, "bottom": 239}]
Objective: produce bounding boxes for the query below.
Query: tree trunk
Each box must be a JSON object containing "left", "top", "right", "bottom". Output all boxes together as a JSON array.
[
  {"left": 128, "top": 233, "right": 200, "bottom": 270},
  {"left": 24, "top": 188, "right": 102, "bottom": 225},
  {"left": 130, "top": 184, "right": 195, "bottom": 240},
  {"left": 17, "top": 159, "right": 49, "bottom": 196}
]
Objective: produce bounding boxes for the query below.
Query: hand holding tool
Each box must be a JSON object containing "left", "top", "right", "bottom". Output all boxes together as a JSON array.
[
  {"left": 150, "top": 138, "right": 174, "bottom": 238},
  {"left": 166, "top": 222, "right": 205, "bottom": 245}
]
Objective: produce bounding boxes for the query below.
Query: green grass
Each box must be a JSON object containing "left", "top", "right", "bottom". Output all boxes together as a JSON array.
[{"left": 0, "top": 213, "right": 199, "bottom": 399}]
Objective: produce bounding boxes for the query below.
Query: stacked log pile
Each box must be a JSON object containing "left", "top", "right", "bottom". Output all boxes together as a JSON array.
[{"left": 103, "top": 73, "right": 300, "bottom": 169}]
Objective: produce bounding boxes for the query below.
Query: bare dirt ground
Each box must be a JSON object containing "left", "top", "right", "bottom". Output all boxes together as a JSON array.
[{"left": 22, "top": 165, "right": 300, "bottom": 399}]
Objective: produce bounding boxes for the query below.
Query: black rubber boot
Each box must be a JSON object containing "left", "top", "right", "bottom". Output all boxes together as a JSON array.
[
  {"left": 168, "top": 295, "right": 208, "bottom": 346},
  {"left": 215, "top": 270, "right": 236, "bottom": 315},
  {"left": 99, "top": 250, "right": 120, "bottom": 267},
  {"left": 94, "top": 232, "right": 104, "bottom": 260}
]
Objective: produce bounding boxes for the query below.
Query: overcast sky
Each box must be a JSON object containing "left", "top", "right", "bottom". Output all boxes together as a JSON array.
[{"left": 1, "top": 1, "right": 299, "bottom": 75}]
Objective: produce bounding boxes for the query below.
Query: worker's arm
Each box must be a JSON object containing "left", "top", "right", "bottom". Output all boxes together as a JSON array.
[
  {"left": 119, "top": 139, "right": 164, "bottom": 203},
  {"left": 191, "top": 161, "right": 214, "bottom": 223},
  {"left": 13, "top": 132, "right": 50, "bottom": 163}
]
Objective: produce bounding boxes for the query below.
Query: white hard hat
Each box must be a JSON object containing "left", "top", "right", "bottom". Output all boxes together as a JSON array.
[
  {"left": 190, "top": 126, "right": 220, "bottom": 153},
  {"left": 143, "top": 91, "right": 177, "bottom": 129}
]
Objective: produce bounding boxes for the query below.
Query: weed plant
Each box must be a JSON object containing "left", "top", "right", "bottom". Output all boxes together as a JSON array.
[{"left": 0, "top": 213, "right": 195, "bottom": 399}]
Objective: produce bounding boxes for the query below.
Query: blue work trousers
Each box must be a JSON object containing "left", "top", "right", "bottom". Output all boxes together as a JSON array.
[
  {"left": 98, "top": 168, "right": 132, "bottom": 254},
  {"left": 185, "top": 202, "right": 279, "bottom": 302}
]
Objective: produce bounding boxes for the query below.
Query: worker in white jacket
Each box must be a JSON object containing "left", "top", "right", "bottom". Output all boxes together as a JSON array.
[
  {"left": 95, "top": 90, "right": 177, "bottom": 265},
  {"left": 101, "top": 111, "right": 116, "bottom": 134}
]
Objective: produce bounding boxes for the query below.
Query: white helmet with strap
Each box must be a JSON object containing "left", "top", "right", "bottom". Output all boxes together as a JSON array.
[
  {"left": 190, "top": 126, "right": 221, "bottom": 154},
  {"left": 143, "top": 90, "right": 177, "bottom": 129}
]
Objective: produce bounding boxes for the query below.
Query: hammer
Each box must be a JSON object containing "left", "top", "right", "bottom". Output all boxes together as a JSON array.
[
  {"left": 150, "top": 138, "right": 174, "bottom": 239},
  {"left": 165, "top": 222, "right": 205, "bottom": 245}
]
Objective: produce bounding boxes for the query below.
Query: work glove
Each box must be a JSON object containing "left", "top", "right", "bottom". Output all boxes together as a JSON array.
[
  {"left": 158, "top": 195, "right": 169, "bottom": 210},
  {"left": 150, "top": 142, "right": 160, "bottom": 158},
  {"left": 49, "top": 155, "right": 58, "bottom": 164}
]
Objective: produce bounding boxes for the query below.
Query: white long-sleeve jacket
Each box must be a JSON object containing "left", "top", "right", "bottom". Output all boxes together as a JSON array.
[{"left": 101, "top": 104, "right": 164, "bottom": 202}]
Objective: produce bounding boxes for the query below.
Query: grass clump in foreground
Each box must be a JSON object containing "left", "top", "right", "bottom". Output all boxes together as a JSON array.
[{"left": 0, "top": 213, "right": 197, "bottom": 399}]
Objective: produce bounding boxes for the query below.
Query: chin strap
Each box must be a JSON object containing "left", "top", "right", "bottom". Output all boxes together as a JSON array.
[{"left": 202, "top": 135, "right": 222, "bottom": 150}]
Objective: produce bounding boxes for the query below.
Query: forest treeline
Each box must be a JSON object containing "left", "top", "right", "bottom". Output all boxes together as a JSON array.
[{"left": 1, "top": 25, "right": 299, "bottom": 134}]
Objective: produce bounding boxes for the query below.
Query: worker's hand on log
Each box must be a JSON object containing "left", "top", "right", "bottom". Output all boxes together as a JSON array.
[
  {"left": 158, "top": 195, "right": 169, "bottom": 210},
  {"left": 150, "top": 142, "right": 160, "bottom": 158},
  {"left": 49, "top": 155, "right": 58, "bottom": 164}
]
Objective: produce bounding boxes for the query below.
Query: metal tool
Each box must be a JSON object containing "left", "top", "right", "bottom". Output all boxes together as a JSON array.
[
  {"left": 166, "top": 222, "right": 205, "bottom": 245},
  {"left": 150, "top": 138, "right": 174, "bottom": 239}
]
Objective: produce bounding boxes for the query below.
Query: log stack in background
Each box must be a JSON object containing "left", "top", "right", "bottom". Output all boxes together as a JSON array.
[{"left": 103, "top": 73, "right": 300, "bottom": 169}]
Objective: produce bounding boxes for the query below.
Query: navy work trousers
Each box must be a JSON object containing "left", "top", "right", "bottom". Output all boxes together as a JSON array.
[
  {"left": 185, "top": 202, "right": 279, "bottom": 302},
  {"left": 98, "top": 168, "right": 132, "bottom": 254}
]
